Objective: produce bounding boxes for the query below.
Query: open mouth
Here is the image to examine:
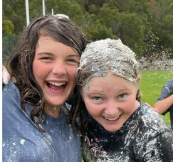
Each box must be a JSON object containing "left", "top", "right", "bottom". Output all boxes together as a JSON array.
[
  {"left": 46, "top": 81, "right": 67, "bottom": 90},
  {"left": 103, "top": 114, "right": 121, "bottom": 121}
]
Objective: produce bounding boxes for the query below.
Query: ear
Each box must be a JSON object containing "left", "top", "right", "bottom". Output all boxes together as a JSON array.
[{"left": 136, "top": 74, "right": 141, "bottom": 83}]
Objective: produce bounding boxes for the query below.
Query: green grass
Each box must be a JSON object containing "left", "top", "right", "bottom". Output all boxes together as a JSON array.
[{"left": 140, "top": 70, "right": 173, "bottom": 127}]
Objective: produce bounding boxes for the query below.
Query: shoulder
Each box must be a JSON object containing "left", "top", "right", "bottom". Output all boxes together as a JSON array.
[
  {"left": 133, "top": 104, "right": 173, "bottom": 157},
  {"left": 166, "top": 79, "right": 173, "bottom": 85},
  {"left": 138, "top": 104, "right": 170, "bottom": 133},
  {"left": 157, "top": 79, "right": 173, "bottom": 100},
  {"left": 163, "top": 79, "right": 173, "bottom": 91},
  {"left": 3, "top": 81, "right": 20, "bottom": 99},
  {"left": 2, "top": 81, "right": 22, "bottom": 115}
]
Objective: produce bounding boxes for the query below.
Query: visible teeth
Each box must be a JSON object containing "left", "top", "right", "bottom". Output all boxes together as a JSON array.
[
  {"left": 104, "top": 116, "right": 119, "bottom": 120},
  {"left": 49, "top": 82, "right": 65, "bottom": 86}
]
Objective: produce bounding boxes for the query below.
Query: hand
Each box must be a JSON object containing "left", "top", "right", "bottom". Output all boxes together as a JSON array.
[
  {"left": 145, "top": 102, "right": 159, "bottom": 113},
  {"left": 2, "top": 66, "right": 10, "bottom": 84}
]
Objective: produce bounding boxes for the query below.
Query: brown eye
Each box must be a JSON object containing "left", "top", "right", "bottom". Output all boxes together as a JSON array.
[
  {"left": 67, "top": 58, "right": 79, "bottom": 64},
  {"left": 40, "top": 57, "right": 52, "bottom": 61}
]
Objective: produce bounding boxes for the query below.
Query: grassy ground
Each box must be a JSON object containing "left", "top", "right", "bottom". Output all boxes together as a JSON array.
[{"left": 140, "top": 70, "right": 173, "bottom": 127}]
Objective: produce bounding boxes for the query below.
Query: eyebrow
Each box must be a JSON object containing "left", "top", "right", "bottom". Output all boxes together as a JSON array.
[
  {"left": 36, "top": 52, "right": 79, "bottom": 57},
  {"left": 67, "top": 54, "right": 80, "bottom": 57},
  {"left": 87, "top": 89, "right": 104, "bottom": 93},
  {"left": 36, "top": 52, "right": 53, "bottom": 55}
]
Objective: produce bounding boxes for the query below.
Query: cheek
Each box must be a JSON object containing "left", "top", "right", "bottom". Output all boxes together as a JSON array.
[
  {"left": 83, "top": 99, "right": 101, "bottom": 117},
  {"left": 124, "top": 99, "right": 137, "bottom": 113},
  {"left": 32, "top": 60, "right": 45, "bottom": 83},
  {"left": 32, "top": 61, "right": 39, "bottom": 80},
  {"left": 66, "top": 66, "right": 77, "bottom": 82}
]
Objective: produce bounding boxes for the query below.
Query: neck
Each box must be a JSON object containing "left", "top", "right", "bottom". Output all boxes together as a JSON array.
[{"left": 44, "top": 104, "right": 61, "bottom": 118}]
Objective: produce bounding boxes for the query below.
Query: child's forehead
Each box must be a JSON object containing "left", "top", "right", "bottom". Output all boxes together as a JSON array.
[
  {"left": 87, "top": 72, "right": 129, "bottom": 82},
  {"left": 83, "top": 73, "right": 135, "bottom": 93}
]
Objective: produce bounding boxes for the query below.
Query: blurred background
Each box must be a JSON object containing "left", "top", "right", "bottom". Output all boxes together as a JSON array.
[{"left": 2, "top": 0, "right": 173, "bottom": 63}]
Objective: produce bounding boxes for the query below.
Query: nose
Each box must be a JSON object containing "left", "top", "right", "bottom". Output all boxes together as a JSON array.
[
  {"left": 52, "top": 61, "right": 67, "bottom": 77},
  {"left": 104, "top": 100, "right": 119, "bottom": 116}
]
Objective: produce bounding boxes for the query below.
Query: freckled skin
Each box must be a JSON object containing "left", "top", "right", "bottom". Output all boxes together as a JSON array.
[{"left": 81, "top": 73, "right": 140, "bottom": 132}]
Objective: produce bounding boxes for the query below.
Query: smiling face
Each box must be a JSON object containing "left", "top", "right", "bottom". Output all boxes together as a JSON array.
[
  {"left": 33, "top": 35, "right": 79, "bottom": 109},
  {"left": 81, "top": 73, "right": 140, "bottom": 132}
]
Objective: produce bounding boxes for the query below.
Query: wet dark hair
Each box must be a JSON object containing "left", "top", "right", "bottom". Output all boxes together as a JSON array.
[{"left": 8, "top": 15, "right": 89, "bottom": 132}]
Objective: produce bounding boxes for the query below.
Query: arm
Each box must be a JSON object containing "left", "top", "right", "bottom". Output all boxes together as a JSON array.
[
  {"left": 154, "top": 94, "right": 173, "bottom": 114},
  {"left": 154, "top": 80, "right": 173, "bottom": 114},
  {"left": 2, "top": 65, "right": 10, "bottom": 84}
]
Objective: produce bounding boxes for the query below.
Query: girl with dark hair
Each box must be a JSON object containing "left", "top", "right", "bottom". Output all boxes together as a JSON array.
[{"left": 2, "top": 14, "right": 88, "bottom": 162}]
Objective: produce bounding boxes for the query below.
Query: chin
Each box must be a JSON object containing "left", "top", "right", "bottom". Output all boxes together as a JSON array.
[
  {"left": 105, "top": 128, "right": 118, "bottom": 132},
  {"left": 103, "top": 125, "right": 122, "bottom": 132},
  {"left": 48, "top": 99, "right": 65, "bottom": 107}
]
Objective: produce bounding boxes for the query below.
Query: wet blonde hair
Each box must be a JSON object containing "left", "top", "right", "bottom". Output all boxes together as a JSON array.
[
  {"left": 78, "top": 38, "right": 139, "bottom": 86},
  {"left": 73, "top": 39, "right": 141, "bottom": 134}
]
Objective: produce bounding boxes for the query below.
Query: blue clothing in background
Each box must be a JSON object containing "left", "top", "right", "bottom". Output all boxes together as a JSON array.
[
  {"left": 3, "top": 81, "right": 81, "bottom": 162},
  {"left": 157, "top": 79, "right": 173, "bottom": 130}
]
